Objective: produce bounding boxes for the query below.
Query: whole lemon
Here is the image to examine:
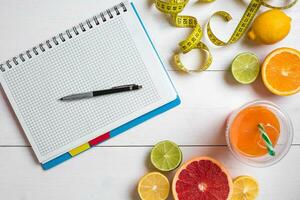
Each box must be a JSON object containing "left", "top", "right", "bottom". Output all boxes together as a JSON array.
[{"left": 248, "top": 9, "right": 291, "bottom": 45}]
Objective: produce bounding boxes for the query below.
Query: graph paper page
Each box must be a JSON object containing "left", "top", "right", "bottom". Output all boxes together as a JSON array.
[{"left": 0, "top": 1, "right": 176, "bottom": 162}]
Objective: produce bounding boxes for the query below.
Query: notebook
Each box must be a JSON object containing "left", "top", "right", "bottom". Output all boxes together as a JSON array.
[{"left": 0, "top": 1, "right": 180, "bottom": 170}]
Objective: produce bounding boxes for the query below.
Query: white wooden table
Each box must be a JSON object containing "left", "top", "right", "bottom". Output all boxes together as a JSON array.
[{"left": 0, "top": 0, "right": 299, "bottom": 199}]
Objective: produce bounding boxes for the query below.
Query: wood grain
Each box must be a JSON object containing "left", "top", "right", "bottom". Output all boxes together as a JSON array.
[
  {"left": 0, "top": 146, "right": 300, "bottom": 200},
  {"left": 0, "top": 0, "right": 299, "bottom": 200}
]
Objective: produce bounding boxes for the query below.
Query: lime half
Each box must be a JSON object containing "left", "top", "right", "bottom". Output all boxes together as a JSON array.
[
  {"left": 231, "top": 52, "right": 260, "bottom": 84},
  {"left": 150, "top": 140, "right": 182, "bottom": 172}
]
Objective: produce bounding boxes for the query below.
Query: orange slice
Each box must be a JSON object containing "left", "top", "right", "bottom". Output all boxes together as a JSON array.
[{"left": 262, "top": 47, "right": 300, "bottom": 96}]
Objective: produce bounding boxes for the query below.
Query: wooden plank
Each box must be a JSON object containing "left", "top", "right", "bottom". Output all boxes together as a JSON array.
[
  {"left": 0, "top": 0, "right": 299, "bottom": 71},
  {"left": 1, "top": 71, "right": 299, "bottom": 146},
  {"left": 0, "top": 146, "right": 299, "bottom": 200},
  {"left": 0, "top": 1, "right": 299, "bottom": 199}
]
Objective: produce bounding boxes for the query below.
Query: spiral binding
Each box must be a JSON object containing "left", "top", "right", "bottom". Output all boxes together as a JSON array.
[{"left": 0, "top": 2, "right": 127, "bottom": 73}]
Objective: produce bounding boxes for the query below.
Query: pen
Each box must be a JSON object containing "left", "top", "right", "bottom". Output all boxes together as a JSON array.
[{"left": 59, "top": 84, "right": 142, "bottom": 101}]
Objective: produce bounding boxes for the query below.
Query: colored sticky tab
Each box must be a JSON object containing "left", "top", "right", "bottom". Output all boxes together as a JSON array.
[
  {"left": 89, "top": 132, "right": 110, "bottom": 146},
  {"left": 69, "top": 143, "right": 90, "bottom": 156},
  {"left": 42, "top": 153, "right": 72, "bottom": 170}
]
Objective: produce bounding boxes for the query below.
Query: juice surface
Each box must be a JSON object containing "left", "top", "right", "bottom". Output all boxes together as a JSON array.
[{"left": 230, "top": 106, "right": 280, "bottom": 157}]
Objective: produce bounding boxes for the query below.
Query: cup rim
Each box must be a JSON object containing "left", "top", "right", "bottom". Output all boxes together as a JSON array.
[{"left": 226, "top": 100, "right": 294, "bottom": 167}]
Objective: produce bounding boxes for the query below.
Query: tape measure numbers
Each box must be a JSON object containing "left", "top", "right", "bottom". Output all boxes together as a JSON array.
[
  {"left": 207, "top": 0, "right": 298, "bottom": 46},
  {"left": 154, "top": 0, "right": 297, "bottom": 72},
  {"left": 155, "top": 0, "right": 213, "bottom": 72}
]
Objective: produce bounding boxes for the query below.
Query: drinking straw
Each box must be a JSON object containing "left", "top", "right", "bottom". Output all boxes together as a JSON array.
[{"left": 258, "top": 123, "right": 275, "bottom": 156}]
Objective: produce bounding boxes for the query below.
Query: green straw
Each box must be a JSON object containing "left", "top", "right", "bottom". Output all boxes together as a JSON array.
[{"left": 258, "top": 123, "right": 275, "bottom": 156}]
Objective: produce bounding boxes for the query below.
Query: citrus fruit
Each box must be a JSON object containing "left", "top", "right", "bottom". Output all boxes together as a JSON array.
[
  {"left": 231, "top": 176, "right": 259, "bottom": 200},
  {"left": 138, "top": 172, "right": 170, "bottom": 200},
  {"left": 172, "top": 156, "right": 233, "bottom": 200},
  {"left": 150, "top": 140, "right": 182, "bottom": 172},
  {"left": 262, "top": 47, "right": 300, "bottom": 96},
  {"left": 248, "top": 9, "right": 291, "bottom": 45},
  {"left": 231, "top": 52, "right": 260, "bottom": 84}
]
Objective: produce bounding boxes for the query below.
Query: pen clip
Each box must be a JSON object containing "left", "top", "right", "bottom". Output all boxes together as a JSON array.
[{"left": 111, "top": 84, "right": 136, "bottom": 89}]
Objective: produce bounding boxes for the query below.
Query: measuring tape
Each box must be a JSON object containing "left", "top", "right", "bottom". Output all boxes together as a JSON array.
[
  {"left": 154, "top": 0, "right": 297, "bottom": 72},
  {"left": 155, "top": 0, "right": 212, "bottom": 72},
  {"left": 207, "top": 0, "right": 298, "bottom": 46}
]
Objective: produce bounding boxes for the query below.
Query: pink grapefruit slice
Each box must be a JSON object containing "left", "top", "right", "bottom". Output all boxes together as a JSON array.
[{"left": 172, "top": 157, "right": 233, "bottom": 200}]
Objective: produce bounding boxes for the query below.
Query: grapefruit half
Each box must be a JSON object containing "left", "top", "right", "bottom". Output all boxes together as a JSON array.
[{"left": 172, "top": 156, "right": 233, "bottom": 200}]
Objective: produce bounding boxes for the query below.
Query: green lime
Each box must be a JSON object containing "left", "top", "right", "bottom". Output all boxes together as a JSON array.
[
  {"left": 231, "top": 52, "right": 260, "bottom": 84},
  {"left": 150, "top": 140, "right": 182, "bottom": 172}
]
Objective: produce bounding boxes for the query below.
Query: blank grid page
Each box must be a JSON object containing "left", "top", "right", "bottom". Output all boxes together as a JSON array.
[{"left": 3, "top": 16, "right": 160, "bottom": 158}]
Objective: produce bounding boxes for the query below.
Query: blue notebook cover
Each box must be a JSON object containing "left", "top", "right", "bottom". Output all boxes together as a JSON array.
[{"left": 41, "top": 2, "right": 180, "bottom": 170}]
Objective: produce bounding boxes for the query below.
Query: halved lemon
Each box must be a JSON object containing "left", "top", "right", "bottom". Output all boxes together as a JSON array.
[
  {"left": 138, "top": 172, "right": 170, "bottom": 200},
  {"left": 231, "top": 176, "right": 259, "bottom": 200},
  {"left": 262, "top": 47, "right": 300, "bottom": 96}
]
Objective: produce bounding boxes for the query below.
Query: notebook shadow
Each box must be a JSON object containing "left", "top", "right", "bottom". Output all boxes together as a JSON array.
[{"left": 0, "top": 85, "right": 39, "bottom": 165}]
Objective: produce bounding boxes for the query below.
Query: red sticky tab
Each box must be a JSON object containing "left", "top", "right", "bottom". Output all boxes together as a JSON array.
[{"left": 89, "top": 132, "right": 110, "bottom": 146}]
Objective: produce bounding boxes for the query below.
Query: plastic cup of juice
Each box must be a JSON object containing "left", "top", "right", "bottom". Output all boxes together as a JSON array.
[{"left": 226, "top": 100, "right": 293, "bottom": 167}]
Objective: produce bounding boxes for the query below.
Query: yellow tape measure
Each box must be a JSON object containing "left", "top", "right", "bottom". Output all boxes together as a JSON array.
[
  {"left": 207, "top": 0, "right": 298, "bottom": 46},
  {"left": 155, "top": 0, "right": 212, "bottom": 72},
  {"left": 154, "top": 0, "right": 297, "bottom": 72}
]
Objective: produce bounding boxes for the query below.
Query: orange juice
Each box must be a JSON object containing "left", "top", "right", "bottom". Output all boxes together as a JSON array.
[{"left": 230, "top": 106, "right": 280, "bottom": 157}]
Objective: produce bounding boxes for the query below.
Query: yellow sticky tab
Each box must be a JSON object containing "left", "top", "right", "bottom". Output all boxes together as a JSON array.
[{"left": 69, "top": 143, "right": 90, "bottom": 156}]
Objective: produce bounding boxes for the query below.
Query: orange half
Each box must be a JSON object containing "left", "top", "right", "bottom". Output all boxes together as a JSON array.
[{"left": 262, "top": 47, "right": 300, "bottom": 96}]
